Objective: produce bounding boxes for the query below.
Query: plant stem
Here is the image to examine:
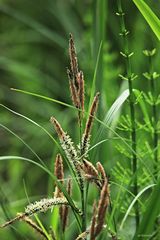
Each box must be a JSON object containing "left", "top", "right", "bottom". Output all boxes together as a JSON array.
[
  {"left": 117, "top": 0, "right": 139, "bottom": 228},
  {"left": 78, "top": 110, "right": 86, "bottom": 233},
  {"left": 148, "top": 54, "right": 158, "bottom": 180}
]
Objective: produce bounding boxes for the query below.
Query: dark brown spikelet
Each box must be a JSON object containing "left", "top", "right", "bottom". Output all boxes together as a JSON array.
[
  {"left": 82, "top": 159, "right": 98, "bottom": 178},
  {"left": 81, "top": 92, "right": 100, "bottom": 154},
  {"left": 20, "top": 215, "right": 48, "bottom": 239},
  {"left": 78, "top": 71, "right": 85, "bottom": 113},
  {"left": 90, "top": 201, "right": 97, "bottom": 240},
  {"left": 50, "top": 117, "right": 65, "bottom": 140},
  {"left": 94, "top": 181, "right": 109, "bottom": 237},
  {"left": 54, "top": 154, "right": 64, "bottom": 183},
  {"left": 54, "top": 154, "right": 64, "bottom": 198},
  {"left": 68, "top": 69, "right": 80, "bottom": 108},
  {"left": 96, "top": 161, "right": 107, "bottom": 187},
  {"left": 61, "top": 178, "right": 72, "bottom": 232},
  {"left": 69, "top": 33, "right": 79, "bottom": 87}
]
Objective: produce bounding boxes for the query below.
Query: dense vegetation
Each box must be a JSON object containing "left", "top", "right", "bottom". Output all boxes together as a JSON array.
[{"left": 0, "top": 0, "right": 160, "bottom": 239}]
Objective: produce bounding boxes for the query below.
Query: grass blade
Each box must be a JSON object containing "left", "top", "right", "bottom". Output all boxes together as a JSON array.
[
  {"left": 0, "top": 123, "right": 45, "bottom": 167},
  {"left": 120, "top": 184, "right": 155, "bottom": 229},
  {"left": 93, "top": 89, "right": 129, "bottom": 150},
  {"left": 132, "top": 0, "right": 160, "bottom": 40},
  {"left": 134, "top": 178, "right": 160, "bottom": 239},
  {"left": 10, "top": 88, "right": 76, "bottom": 110}
]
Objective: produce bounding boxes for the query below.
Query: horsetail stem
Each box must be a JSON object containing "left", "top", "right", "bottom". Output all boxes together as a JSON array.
[{"left": 143, "top": 49, "right": 159, "bottom": 180}]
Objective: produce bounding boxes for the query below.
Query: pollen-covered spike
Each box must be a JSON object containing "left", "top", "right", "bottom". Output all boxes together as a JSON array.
[
  {"left": 94, "top": 181, "right": 109, "bottom": 237},
  {"left": 81, "top": 92, "right": 100, "bottom": 155},
  {"left": 50, "top": 117, "right": 65, "bottom": 140},
  {"left": 78, "top": 71, "right": 85, "bottom": 113},
  {"left": 69, "top": 33, "right": 79, "bottom": 87},
  {"left": 50, "top": 117, "right": 84, "bottom": 191},
  {"left": 25, "top": 198, "right": 68, "bottom": 216}
]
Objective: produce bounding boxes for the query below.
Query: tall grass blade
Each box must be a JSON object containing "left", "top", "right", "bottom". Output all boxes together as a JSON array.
[
  {"left": 0, "top": 123, "right": 45, "bottom": 167},
  {"left": 10, "top": 88, "right": 76, "bottom": 110},
  {"left": 134, "top": 178, "right": 160, "bottom": 239},
  {"left": 95, "top": 89, "right": 129, "bottom": 140},
  {"left": 132, "top": 0, "right": 160, "bottom": 40},
  {"left": 120, "top": 184, "right": 155, "bottom": 229},
  {"left": 0, "top": 104, "right": 60, "bottom": 148}
]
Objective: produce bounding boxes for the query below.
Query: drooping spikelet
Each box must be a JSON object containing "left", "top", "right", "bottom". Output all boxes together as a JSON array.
[
  {"left": 50, "top": 117, "right": 84, "bottom": 191},
  {"left": 54, "top": 154, "right": 64, "bottom": 198},
  {"left": 81, "top": 159, "right": 102, "bottom": 188},
  {"left": 94, "top": 181, "right": 109, "bottom": 237},
  {"left": 81, "top": 92, "right": 100, "bottom": 156},
  {"left": 0, "top": 213, "right": 25, "bottom": 228},
  {"left": 82, "top": 159, "right": 98, "bottom": 178},
  {"left": 89, "top": 178, "right": 109, "bottom": 239},
  {"left": 1, "top": 198, "right": 68, "bottom": 229},
  {"left": 25, "top": 198, "right": 68, "bottom": 216},
  {"left": 96, "top": 161, "right": 107, "bottom": 187}
]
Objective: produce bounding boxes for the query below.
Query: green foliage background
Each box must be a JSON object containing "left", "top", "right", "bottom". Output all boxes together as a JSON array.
[{"left": 0, "top": 0, "right": 160, "bottom": 239}]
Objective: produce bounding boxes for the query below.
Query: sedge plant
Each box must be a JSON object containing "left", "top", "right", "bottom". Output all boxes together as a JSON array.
[{"left": 1, "top": 34, "right": 110, "bottom": 240}]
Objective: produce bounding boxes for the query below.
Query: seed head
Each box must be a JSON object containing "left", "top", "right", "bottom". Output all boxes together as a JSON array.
[
  {"left": 50, "top": 117, "right": 65, "bottom": 140},
  {"left": 54, "top": 154, "right": 64, "bottom": 198},
  {"left": 96, "top": 161, "right": 107, "bottom": 187},
  {"left": 94, "top": 181, "right": 109, "bottom": 236},
  {"left": 69, "top": 33, "right": 79, "bottom": 87}
]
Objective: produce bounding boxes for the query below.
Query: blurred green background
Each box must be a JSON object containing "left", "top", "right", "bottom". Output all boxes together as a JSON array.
[{"left": 0, "top": 0, "right": 160, "bottom": 239}]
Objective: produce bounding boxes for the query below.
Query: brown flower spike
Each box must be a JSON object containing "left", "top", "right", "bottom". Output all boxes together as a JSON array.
[{"left": 54, "top": 154, "right": 64, "bottom": 198}]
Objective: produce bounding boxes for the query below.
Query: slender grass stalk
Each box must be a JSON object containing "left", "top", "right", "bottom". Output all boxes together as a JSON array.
[
  {"left": 143, "top": 49, "right": 159, "bottom": 180},
  {"left": 117, "top": 0, "right": 139, "bottom": 228}
]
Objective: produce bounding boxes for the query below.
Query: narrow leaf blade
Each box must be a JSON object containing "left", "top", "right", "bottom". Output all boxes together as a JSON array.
[{"left": 132, "top": 0, "right": 160, "bottom": 40}]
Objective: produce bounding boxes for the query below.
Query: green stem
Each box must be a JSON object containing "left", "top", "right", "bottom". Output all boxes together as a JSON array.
[
  {"left": 78, "top": 109, "right": 86, "bottom": 233},
  {"left": 117, "top": 0, "right": 139, "bottom": 228},
  {"left": 148, "top": 55, "right": 158, "bottom": 180},
  {"left": 81, "top": 189, "right": 86, "bottom": 232}
]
